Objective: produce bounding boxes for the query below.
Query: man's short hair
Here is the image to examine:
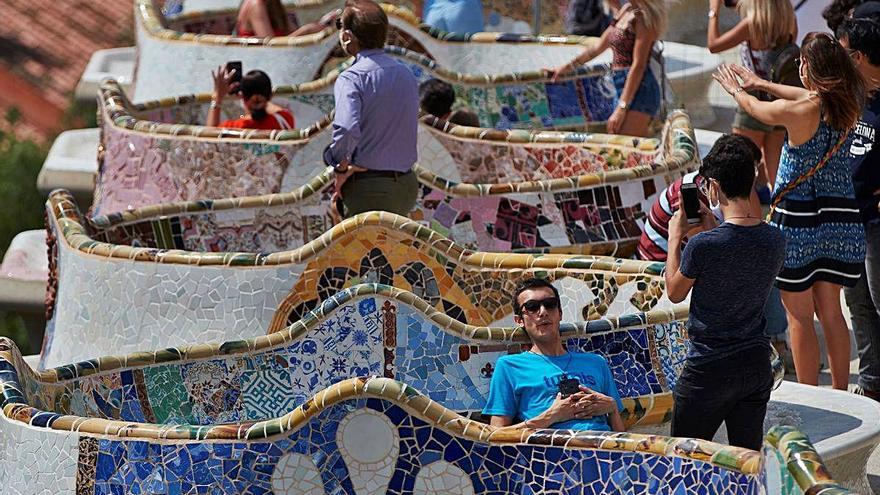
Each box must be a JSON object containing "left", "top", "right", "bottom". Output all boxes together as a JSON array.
[
  {"left": 419, "top": 78, "right": 455, "bottom": 117},
  {"left": 512, "top": 278, "right": 561, "bottom": 316},
  {"left": 449, "top": 108, "right": 480, "bottom": 127},
  {"left": 699, "top": 135, "right": 759, "bottom": 200},
  {"left": 240, "top": 70, "right": 273, "bottom": 99},
  {"left": 838, "top": 2, "right": 880, "bottom": 65},
  {"left": 341, "top": 0, "right": 388, "bottom": 50}
]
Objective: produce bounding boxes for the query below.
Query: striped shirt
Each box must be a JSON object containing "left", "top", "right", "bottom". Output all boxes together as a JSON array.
[{"left": 637, "top": 172, "right": 710, "bottom": 261}]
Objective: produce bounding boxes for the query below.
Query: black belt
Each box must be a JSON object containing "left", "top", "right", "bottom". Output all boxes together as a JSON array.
[{"left": 351, "top": 169, "right": 413, "bottom": 179}]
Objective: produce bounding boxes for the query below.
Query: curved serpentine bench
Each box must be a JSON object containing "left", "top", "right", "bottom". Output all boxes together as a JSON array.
[
  {"left": 22, "top": 284, "right": 693, "bottom": 428},
  {"left": 44, "top": 190, "right": 677, "bottom": 368},
  {"left": 0, "top": 337, "right": 849, "bottom": 494},
  {"left": 134, "top": 0, "right": 596, "bottom": 102},
  {"left": 95, "top": 81, "right": 696, "bottom": 240}
]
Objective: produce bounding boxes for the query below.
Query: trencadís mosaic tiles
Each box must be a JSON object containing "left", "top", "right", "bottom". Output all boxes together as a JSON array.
[
  {"left": 133, "top": 0, "right": 624, "bottom": 110},
  {"left": 0, "top": 340, "right": 850, "bottom": 495},
  {"left": 96, "top": 82, "right": 696, "bottom": 248},
  {"left": 44, "top": 190, "right": 676, "bottom": 367}
]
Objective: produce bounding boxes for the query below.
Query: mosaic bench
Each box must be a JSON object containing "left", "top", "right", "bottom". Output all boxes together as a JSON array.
[
  {"left": 44, "top": 189, "right": 676, "bottom": 368},
  {"left": 95, "top": 81, "right": 696, "bottom": 241},
  {"left": 174, "top": 0, "right": 563, "bottom": 34},
  {"left": 20, "top": 284, "right": 692, "bottom": 428},
  {"left": 0, "top": 338, "right": 850, "bottom": 494},
  {"left": 133, "top": 0, "right": 594, "bottom": 102}
]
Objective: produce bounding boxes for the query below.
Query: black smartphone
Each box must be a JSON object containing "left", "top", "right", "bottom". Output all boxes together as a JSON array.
[
  {"left": 226, "top": 61, "right": 243, "bottom": 94},
  {"left": 680, "top": 182, "right": 702, "bottom": 225},
  {"left": 558, "top": 377, "right": 581, "bottom": 398}
]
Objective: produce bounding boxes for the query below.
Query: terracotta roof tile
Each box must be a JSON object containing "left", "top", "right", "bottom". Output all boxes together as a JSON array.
[{"left": 0, "top": 0, "right": 133, "bottom": 139}]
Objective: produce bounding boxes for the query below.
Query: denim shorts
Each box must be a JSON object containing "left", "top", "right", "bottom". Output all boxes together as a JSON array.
[{"left": 612, "top": 67, "right": 661, "bottom": 117}]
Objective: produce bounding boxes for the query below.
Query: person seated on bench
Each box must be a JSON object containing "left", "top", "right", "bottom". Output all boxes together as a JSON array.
[
  {"left": 208, "top": 69, "right": 295, "bottom": 130},
  {"left": 419, "top": 78, "right": 481, "bottom": 127},
  {"left": 483, "top": 278, "right": 625, "bottom": 431},
  {"left": 235, "top": 0, "right": 338, "bottom": 37}
]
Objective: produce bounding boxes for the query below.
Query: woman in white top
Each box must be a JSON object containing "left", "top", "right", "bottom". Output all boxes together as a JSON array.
[{"left": 706, "top": 0, "right": 797, "bottom": 199}]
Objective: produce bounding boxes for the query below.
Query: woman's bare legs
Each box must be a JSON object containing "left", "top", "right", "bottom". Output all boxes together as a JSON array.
[
  {"left": 813, "top": 281, "right": 851, "bottom": 390},
  {"left": 781, "top": 288, "right": 821, "bottom": 385},
  {"left": 615, "top": 110, "right": 652, "bottom": 137}
]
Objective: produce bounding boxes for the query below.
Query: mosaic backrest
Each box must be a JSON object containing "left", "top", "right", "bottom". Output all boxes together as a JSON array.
[
  {"left": 45, "top": 191, "right": 673, "bottom": 368},
  {"left": 95, "top": 80, "right": 334, "bottom": 217},
  {"left": 0, "top": 341, "right": 849, "bottom": 494},
  {"left": 133, "top": 0, "right": 342, "bottom": 103},
  {"left": 96, "top": 80, "right": 695, "bottom": 236},
  {"left": 133, "top": 0, "right": 601, "bottom": 103},
  {"left": 25, "top": 284, "right": 686, "bottom": 427}
]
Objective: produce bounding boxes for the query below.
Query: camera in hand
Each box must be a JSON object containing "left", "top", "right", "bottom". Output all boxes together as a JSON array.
[
  {"left": 558, "top": 376, "right": 581, "bottom": 398},
  {"left": 225, "top": 61, "right": 243, "bottom": 95},
  {"left": 680, "top": 182, "right": 702, "bottom": 225}
]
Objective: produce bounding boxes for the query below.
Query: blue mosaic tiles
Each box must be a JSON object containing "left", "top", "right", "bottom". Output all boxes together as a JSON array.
[
  {"left": 26, "top": 292, "right": 683, "bottom": 427},
  {"left": 83, "top": 397, "right": 763, "bottom": 494}
]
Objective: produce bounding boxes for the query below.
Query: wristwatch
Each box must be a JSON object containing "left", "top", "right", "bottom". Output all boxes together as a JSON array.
[
  {"left": 617, "top": 100, "right": 629, "bottom": 110},
  {"left": 707, "top": 9, "right": 717, "bottom": 18}
]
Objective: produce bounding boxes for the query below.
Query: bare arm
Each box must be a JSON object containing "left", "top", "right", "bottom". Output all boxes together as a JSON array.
[
  {"left": 707, "top": 17, "right": 750, "bottom": 54},
  {"left": 208, "top": 65, "right": 235, "bottom": 127},
  {"left": 249, "top": 0, "right": 276, "bottom": 38}
]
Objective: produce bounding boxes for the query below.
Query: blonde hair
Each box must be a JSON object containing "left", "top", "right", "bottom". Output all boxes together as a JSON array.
[
  {"left": 631, "top": 0, "right": 668, "bottom": 37},
  {"left": 738, "top": 0, "right": 796, "bottom": 48}
]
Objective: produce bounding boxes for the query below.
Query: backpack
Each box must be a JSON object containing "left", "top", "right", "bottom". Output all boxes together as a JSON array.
[
  {"left": 565, "top": 0, "right": 611, "bottom": 37},
  {"left": 769, "top": 42, "right": 802, "bottom": 88}
]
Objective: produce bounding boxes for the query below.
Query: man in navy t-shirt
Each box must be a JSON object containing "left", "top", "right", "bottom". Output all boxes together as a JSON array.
[
  {"left": 664, "top": 136, "right": 786, "bottom": 450},
  {"left": 839, "top": 2, "right": 880, "bottom": 401},
  {"left": 483, "top": 278, "right": 625, "bottom": 431}
]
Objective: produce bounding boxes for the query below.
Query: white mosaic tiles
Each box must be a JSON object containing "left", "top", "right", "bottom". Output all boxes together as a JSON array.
[
  {"left": 272, "top": 452, "right": 327, "bottom": 495},
  {"left": 43, "top": 239, "right": 301, "bottom": 368},
  {"left": 132, "top": 12, "right": 337, "bottom": 103},
  {"left": 413, "top": 460, "right": 476, "bottom": 495},
  {"left": 337, "top": 408, "right": 400, "bottom": 494},
  {"left": 0, "top": 414, "right": 80, "bottom": 494}
]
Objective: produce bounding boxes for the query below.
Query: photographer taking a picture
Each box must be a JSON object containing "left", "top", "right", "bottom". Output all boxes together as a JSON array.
[{"left": 664, "top": 137, "right": 785, "bottom": 450}]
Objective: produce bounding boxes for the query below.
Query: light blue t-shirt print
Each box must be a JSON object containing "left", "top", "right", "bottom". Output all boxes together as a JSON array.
[{"left": 482, "top": 352, "right": 624, "bottom": 431}]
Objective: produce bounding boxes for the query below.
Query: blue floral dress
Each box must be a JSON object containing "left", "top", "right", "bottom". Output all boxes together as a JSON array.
[{"left": 769, "top": 120, "right": 866, "bottom": 292}]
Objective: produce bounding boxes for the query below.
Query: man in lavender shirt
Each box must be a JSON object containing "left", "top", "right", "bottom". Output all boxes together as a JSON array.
[{"left": 323, "top": 0, "right": 420, "bottom": 218}]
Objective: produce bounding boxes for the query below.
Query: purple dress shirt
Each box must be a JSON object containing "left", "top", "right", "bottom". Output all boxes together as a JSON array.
[{"left": 323, "top": 49, "right": 419, "bottom": 172}]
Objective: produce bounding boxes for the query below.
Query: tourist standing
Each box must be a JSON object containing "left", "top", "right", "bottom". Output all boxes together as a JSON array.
[
  {"left": 838, "top": 2, "right": 880, "bottom": 400},
  {"left": 706, "top": 0, "right": 797, "bottom": 202},
  {"left": 547, "top": 0, "right": 666, "bottom": 137},
  {"left": 665, "top": 138, "right": 786, "bottom": 450},
  {"left": 714, "top": 32, "right": 867, "bottom": 390},
  {"left": 324, "top": 0, "right": 420, "bottom": 218}
]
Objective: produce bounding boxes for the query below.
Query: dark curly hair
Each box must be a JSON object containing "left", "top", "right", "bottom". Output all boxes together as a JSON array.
[{"left": 824, "top": 0, "right": 864, "bottom": 32}]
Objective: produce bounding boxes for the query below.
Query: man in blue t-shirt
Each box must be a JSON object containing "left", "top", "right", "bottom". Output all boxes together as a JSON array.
[
  {"left": 665, "top": 136, "right": 786, "bottom": 450},
  {"left": 483, "top": 278, "right": 624, "bottom": 431},
  {"left": 839, "top": 3, "right": 880, "bottom": 402}
]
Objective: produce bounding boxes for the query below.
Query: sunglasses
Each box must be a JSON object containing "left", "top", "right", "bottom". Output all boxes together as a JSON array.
[{"left": 519, "top": 297, "right": 560, "bottom": 314}]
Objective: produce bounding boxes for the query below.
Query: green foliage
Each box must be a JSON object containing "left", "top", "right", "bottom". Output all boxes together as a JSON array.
[{"left": 0, "top": 107, "right": 50, "bottom": 355}]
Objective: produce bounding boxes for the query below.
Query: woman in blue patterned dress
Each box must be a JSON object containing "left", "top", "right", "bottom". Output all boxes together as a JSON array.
[{"left": 714, "top": 32, "right": 866, "bottom": 390}]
